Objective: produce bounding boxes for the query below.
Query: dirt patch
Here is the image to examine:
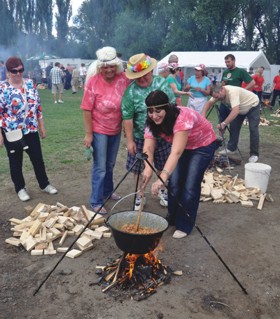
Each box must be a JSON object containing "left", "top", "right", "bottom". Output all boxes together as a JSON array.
[{"left": 1, "top": 141, "right": 279, "bottom": 319}]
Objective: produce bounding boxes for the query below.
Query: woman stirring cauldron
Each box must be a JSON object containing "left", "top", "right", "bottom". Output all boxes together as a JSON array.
[{"left": 142, "top": 90, "right": 217, "bottom": 239}]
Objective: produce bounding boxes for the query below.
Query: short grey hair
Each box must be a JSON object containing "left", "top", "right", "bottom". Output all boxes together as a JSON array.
[{"left": 210, "top": 83, "right": 223, "bottom": 95}]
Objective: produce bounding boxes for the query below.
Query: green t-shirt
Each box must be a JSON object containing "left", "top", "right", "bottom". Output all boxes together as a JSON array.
[
  {"left": 166, "top": 75, "right": 182, "bottom": 97},
  {"left": 121, "top": 76, "right": 176, "bottom": 139},
  {"left": 222, "top": 67, "right": 252, "bottom": 87}
]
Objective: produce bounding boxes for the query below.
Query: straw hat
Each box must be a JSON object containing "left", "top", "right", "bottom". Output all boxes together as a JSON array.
[{"left": 125, "top": 53, "right": 157, "bottom": 79}]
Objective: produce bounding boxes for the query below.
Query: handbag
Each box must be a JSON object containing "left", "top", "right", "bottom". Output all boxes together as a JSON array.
[{"left": 5, "top": 128, "right": 23, "bottom": 142}]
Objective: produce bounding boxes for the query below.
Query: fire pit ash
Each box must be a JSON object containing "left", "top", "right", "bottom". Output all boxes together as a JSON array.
[{"left": 97, "top": 251, "right": 173, "bottom": 301}]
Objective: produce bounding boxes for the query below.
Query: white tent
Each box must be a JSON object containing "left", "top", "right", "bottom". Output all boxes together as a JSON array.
[{"left": 157, "top": 50, "right": 272, "bottom": 87}]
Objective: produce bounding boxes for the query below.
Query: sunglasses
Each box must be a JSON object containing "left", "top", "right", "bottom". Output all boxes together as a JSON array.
[{"left": 10, "top": 68, "right": 24, "bottom": 74}]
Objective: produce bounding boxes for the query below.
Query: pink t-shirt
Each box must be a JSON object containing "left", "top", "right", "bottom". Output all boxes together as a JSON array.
[
  {"left": 144, "top": 106, "right": 217, "bottom": 150},
  {"left": 80, "top": 73, "right": 130, "bottom": 135}
]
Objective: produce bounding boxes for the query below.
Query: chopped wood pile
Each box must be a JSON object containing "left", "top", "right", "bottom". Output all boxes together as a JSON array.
[
  {"left": 5, "top": 202, "right": 111, "bottom": 257},
  {"left": 200, "top": 170, "right": 273, "bottom": 209},
  {"left": 271, "top": 108, "right": 280, "bottom": 118}
]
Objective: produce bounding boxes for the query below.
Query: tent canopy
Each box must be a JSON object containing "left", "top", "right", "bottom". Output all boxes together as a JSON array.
[{"left": 158, "top": 50, "right": 270, "bottom": 70}]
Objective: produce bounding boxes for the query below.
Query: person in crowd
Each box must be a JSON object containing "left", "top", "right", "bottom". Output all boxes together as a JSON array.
[
  {"left": 202, "top": 83, "right": 260, "bottom": 163},
  {"left": 252, "top": 67, "right": 265, "bottom": 101},
  {"left": 185, "top": 64, "right": 211, "bottom": 114},
  {"left": 121, "top": 53, "right": 176, "bottom": 209},
  {"left": 142, "top": 90, "right": 217, "bottom": 238},
  {"left": 0, "top": 56, "right": 57, "bottom": 201},
  {"left": 64, "top": 65, "right": 72, "bottom": 90},
  {"left": 157, "top": 62, "right": 169, "bottom": 78},
  {"left": 167, "top": 63, "right": 192, "bottom": 105},
  {"left": 71, "top": 66, "right": 80, "bottom": 94},
  {"left": 0, "top": 60, "right": 7, "bottom": 80},
  {"left": 81, "top": 46, "right": 130, "bottom": 214},
  {"left": 45, "top": 62, "right": 53, "bottom": 89},
  {"left": 79, "top": 63, "right": 87, "bottom": 89},
  {"left": 270, "top": 69, "right": 280, "bottom": 109},
  {"left": 168, "top": 54, "right": 182, "bottom": 84},
  {"left": 50, "top": 62, "right": 64, "bottom": 104},
  {"left": 218, "top": 54, "right": 255, "bottom": 155}
]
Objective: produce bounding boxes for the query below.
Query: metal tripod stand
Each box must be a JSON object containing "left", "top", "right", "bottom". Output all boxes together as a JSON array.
[{"left": 33, "top": 152, "right": 248, "bottom": 296}]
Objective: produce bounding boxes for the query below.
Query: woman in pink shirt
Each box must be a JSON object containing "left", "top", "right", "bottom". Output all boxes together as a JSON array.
[
  {"left": 142, "top": 90, "right": 217, "bottom": 238},
  {"left": 81, "top": 47, "right": 130, "bottom": 214}
]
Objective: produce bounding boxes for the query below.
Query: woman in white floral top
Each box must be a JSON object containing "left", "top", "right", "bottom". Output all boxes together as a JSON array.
[{"left": 0, "top": 56, "right": 57, "bottom": 201}]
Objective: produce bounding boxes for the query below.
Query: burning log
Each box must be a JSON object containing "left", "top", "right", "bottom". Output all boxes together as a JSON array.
[{"left": 97, "top": 252, "right": 173, "bottom": 301}]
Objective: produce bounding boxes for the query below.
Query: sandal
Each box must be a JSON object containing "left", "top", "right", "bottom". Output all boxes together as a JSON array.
[{"left": 91, "top": 205, "right": 108, "bottom": 215}]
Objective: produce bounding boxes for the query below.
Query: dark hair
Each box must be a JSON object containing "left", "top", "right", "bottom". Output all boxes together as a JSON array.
[
  {"left": 145, "top": 90, "right": 180, "bottom": 137},
  {"left": 55, "top": 62, "right": 60, "bottom": 67},
  {"left": 5, "top": 56, "right": 24, "bottom": 71},
  {"left": 169, "top": 68, "right": 177, "bottom": 75},
  {"left": 224, "top": 54, "right": 235, "bottom": 61}
]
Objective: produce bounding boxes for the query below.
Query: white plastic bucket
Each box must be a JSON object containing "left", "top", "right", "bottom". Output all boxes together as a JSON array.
[{"left": 244, "top": 163, "right": 272, "bottom": 193}]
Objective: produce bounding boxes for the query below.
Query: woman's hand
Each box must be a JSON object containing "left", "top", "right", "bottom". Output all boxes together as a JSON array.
[
  {"left": 0, "top": 133, "right": 3, "bottom": 147},
  {"left": 187, "top": 91, "right": 194, "bottom": 99},
  {"left": 38, "top": 119, "right": 46, "bottom": 138},
  {"left": 142, "top": 167, "right": 153, "bottom": 190},
  {"left": 126, "top": 140, "right": 136, "bottom": 155},
  {"left": 151, "top": 179, "right": 164, "bottom": 196},
  {"left": 84, "top": 132, "right": 93, "bottom": 148}
]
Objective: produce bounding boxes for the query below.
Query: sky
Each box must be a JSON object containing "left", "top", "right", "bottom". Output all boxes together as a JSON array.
[{"left": 71, "top": 0, "right": 84, "bottom": 17}]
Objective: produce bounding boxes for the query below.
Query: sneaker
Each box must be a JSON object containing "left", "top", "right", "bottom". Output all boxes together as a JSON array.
[
  {"left": 158, "top": 189, "right": 168, "bottom": 207},
  {"left": 58, "top": 100, "right": 64, "bottom": 104},
  {"left": 54, "top": 101, "right": 57, "bottom": 104},
  {"left": 42, "top": 184, "right": 58, "bottom": 194},
  {"left": 172, "top": 230, "right": 187, "bottom": 239},
  {"left": 91, "top": 205, "right": 107, "bottom": 215},
  {"left": 219, "top": 148, "right": 236, "bottom": 155},
  {"left": 248, "top": 155, "right": 258, "bottom": 163},
  {"left": 109, "top": 193, "right": 122, "bottom": 201},
  {"left": 18, "top": 188, "right": 30, "bottom": 201},
  {"left": 134, "top": 195, "right": 146, "bottom": 211}
]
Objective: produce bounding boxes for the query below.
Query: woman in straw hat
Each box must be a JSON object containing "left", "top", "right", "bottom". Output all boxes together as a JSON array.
[
  {"left": 121, "top": 53, "right": 176, "bottom": 210},
  {"left": 81, "top": 46, "right": 130, "bottom": 214},
  {"left": 142, "top": 90, "right": 217, "bottom": 238}
]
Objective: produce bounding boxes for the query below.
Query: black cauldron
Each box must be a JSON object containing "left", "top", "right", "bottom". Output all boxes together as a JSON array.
[{"left": 106, "top": 211, "right": 168, "bottom": 254}]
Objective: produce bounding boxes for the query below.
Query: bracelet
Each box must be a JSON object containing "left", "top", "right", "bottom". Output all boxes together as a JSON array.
[{"left": 161, "top": 169, "right": 170, "bottom": 178}]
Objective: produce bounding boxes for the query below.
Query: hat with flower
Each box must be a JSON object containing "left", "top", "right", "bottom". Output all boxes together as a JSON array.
[{"left": 125, "top": 53, "right": 157, "bottom": 79}]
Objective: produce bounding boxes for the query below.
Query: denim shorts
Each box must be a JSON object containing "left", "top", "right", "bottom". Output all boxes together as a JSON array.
[{"left": 126, "top": 138, "right": 171, "bottom": 174}]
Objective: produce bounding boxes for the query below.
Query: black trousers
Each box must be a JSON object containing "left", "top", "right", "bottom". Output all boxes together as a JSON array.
[
  {"left": 3, "top": 131, "right": 49, "bottom": 193},
  {"left": 271, "top": 89, "right": 280, "bottom": 107}
]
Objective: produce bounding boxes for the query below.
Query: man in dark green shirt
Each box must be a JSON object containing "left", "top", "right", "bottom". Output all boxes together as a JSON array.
[{"left": 222, "top": 54, "right": 255, "bottom": 89}]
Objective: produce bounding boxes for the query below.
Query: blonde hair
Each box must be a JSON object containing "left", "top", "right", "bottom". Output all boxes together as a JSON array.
[{"left": 85, "top": 46, "right": 123, "bottom": 83}]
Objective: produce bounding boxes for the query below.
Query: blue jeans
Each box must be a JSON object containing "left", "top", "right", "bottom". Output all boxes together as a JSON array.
[
  {"left": 167, "top": 141, "right": 216, "bottom": 234},
  {"left": 90, "top": 132, "right": 121, "bottom": 207},
  {"left": 219, "top": 103, "right": 260, "bottom": 156}
]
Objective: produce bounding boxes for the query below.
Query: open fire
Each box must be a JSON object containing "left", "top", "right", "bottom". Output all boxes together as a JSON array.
[{"left": 97, "top": 251, "right": 173, "bottom": 301}]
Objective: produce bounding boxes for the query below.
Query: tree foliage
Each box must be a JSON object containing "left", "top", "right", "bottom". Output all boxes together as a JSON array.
[{"left": 0, "top": 0, "right": 280, "bottom": 64}]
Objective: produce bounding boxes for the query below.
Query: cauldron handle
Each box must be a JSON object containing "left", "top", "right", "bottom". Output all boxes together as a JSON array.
[{"left": 109, "top": 191, "right": 150, "bottom": 215}]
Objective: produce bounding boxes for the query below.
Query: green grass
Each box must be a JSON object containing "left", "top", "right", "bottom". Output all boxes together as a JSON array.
[{"left": 1, "top": 90, "right": 280, "bottom": 183}]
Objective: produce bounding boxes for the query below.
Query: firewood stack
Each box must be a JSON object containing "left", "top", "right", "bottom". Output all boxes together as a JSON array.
[
  {"left": 271, "top": 108, "right": 280, "bottom": 118},
  {"left": 200, "top": 170, "right": 273, "bottom": 209},
  {"left": 5, "top": 202, "right": 111, "bottom": 257}
]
